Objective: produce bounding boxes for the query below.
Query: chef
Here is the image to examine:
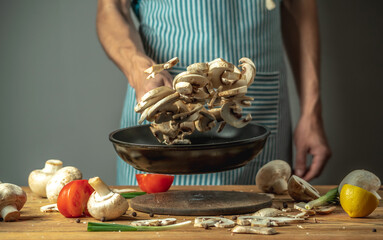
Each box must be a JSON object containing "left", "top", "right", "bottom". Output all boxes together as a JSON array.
[{"left": 96, "top": 0, "right": 331, "bottom": 185}]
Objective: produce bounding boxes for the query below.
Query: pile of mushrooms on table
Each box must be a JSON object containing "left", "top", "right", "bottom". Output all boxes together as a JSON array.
[{"left": 135, "top": 57, "right": 256, "bottom": 144}]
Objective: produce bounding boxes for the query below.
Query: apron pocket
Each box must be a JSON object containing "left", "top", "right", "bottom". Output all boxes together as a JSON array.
[{"left": 243, "top": 71, "right": 280, "bottom": 135}]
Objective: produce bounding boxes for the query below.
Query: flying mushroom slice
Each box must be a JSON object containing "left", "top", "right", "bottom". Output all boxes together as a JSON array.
[
  {"left": 135, "top": 86, "right": 175, "bottom": 113},
  {"left": 187, "top": 62, "right": 209, "bottom": 75},
  {"left": 153, "top": 103, "right": 179, "bottom": 124},
  {"left": 232, "top": 95, "right": 254, "bottom": 107},
  {"left": 208, "top": 58, "right": 235, "bottom": 88},
  {"left": 172, "top": 72, "right": 209, "bottom": 90},
  {"left": 175, "top": 82, "right": 193, "bottom": 95},
  {"left": 144, "top": 57, "right": 179, "bottom": 79},
  {"left": 144, "top": 92, "right": 180, "bottom": 121},
  {"left": 239, "top": 57, "right": 256, "bottom": 87},
  {"left": 150, "top": 122, "right": 181, "bottom": 144},
  {"left": 221, "top": 70, "right": 241, "bottom": 85},
  {"left": 172, "top": 103, "right": 203, "bottom": 123},
  {"left": 195, "top": 109, "right": 217, "bottom": 132},
  {"left": 220, "top": 102, "right": 252, "bottom": 128}
]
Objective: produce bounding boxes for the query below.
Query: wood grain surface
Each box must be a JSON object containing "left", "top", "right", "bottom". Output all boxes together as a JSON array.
[{"left": 0, "top": 185, "right": 382, "bottom": 240}]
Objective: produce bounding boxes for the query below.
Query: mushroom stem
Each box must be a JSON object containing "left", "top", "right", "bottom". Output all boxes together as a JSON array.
[
  {"left": 88, "top": 177, "right": 112, "bottom": 197},
  {"left": 271, "top": 179, "right": 288, "bottom": 194},
  {"left": 1, "top": 204, "right": 20, "bottom": 222},
  {"left": 42, "top": 159, "right": 63, "bottom": 173}
]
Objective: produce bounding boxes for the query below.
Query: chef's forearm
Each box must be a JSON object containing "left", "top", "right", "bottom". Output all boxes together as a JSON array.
[
  {"left": 281, "top": 0, "right": 322, "bottom": 118},
  {"left": 96, "top": 0, "right": 153, "bottom": 87}
]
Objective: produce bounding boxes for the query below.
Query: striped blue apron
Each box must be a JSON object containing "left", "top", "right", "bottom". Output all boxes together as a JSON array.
[{"left": 117, "top": 0, "right": 292, "bottom": 185}]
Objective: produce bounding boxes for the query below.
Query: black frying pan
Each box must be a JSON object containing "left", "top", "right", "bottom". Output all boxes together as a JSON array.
[{"left": 109, "top": 123, "right": 270, "bottom": 174}]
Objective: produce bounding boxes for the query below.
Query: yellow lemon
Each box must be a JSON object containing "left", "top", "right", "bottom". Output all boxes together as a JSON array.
[{"left": 340, "top": 184, "right": 379, "bottom": 218}]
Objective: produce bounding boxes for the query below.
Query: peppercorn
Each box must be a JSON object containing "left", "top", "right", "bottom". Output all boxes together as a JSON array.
[
  {"left": 75, "top": 218, "right": 81, "bottom": 223},
  {"left": 149, "top": 213, "right": 154, "bottom": 217},
  {"left": 132, "top": 212, "right": 137, "bottom": 217},
  {"left": 101, "top": 217, "right": 106, "bottom": 222},
  {"left": 283, "top": 202, "right": 288, "bottom": 209},
  {"left": 372, "top": 228, "right": 377, "bottom": 232},
  {"left": 204, "top": 224, "right": 210, "bottom": 230}
]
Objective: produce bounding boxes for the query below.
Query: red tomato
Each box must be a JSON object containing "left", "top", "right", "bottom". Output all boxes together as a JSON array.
[
  {"left": 57, "top": 180, "right": 94, "bottom": 218},
  {"left": 136, "top": 174, "right": 174, "bottom": 193}
]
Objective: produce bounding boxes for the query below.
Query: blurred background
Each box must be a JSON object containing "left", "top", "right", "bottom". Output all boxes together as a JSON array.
[{"left": 1, "top": 0, "right": 382, "bottom": 186}]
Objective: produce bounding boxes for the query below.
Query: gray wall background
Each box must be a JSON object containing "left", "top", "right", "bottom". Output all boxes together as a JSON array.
[{"left": 1, "top": 0, "right": 382, "bottom": 186}]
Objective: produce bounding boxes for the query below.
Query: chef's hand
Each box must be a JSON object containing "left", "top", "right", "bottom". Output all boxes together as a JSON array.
[
  {"left": 123, "top": 54, "right": 173, "bottom": 102},
  {"left": 293, "top": 114, "right": 332, "bottom": 181}
]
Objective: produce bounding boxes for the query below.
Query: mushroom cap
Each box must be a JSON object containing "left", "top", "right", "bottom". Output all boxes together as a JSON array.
[
  {"left": 0, "top": 183, "right": 27, "bottom": 211},
  {"left": 87, "top": 191, "right": 129, "bottom": 220},
  {"left": 287, "top": 175, "right": 320, "bottom": 201},
  {"left": 255, "top": 160, "right": 291, "bottom": 194},
  {"left": 46, "top": 166, "right": 82, "bottom": 203},
  {"left": 338, "top": 169, "right": 381, "bottom": 199}
]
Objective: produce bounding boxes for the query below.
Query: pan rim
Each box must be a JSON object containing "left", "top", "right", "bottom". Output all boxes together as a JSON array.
[{"left": 109, "top": 123, "right": 270, "bottom": 149}]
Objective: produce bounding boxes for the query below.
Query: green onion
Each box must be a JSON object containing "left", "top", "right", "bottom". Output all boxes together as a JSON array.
[
  {"left": 305, "top": 187, "right": 339, "bottom": 209},
  {"left": 120, "top": 192, "right": 146, "bottom": 199},
  {"left": 87, "top": 221, "right": 192, "bottom": 232}
]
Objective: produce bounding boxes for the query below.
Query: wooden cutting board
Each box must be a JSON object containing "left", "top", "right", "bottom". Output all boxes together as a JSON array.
[{"left": 130, "top": 190, "right": 272, "bottom": 215}]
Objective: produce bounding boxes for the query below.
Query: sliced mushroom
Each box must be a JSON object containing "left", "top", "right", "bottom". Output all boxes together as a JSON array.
[
  {"left": 175, "top": 82, "right": 193, "bottom": 95},
  {"left": 288, "top": 175, "right": 320, "bottom": 202},
  {"left": 251, "top": 219, "right": 272, "bottom": 227},
  {"left": 187, "top": 62, "right": 209, "bottom": 75},
  {"left": 194, "top": 217, "right": 235, "bottom": 228},
  {"left": 221, "top": 102, "right": 252, "bottom": 128},
  {"left": 221, "top": 70, "right": 241, "bottom": 85},
  {"left": 131, "top": 218, "right": 177, "bottom": 226},
  {"left": 294, "top": 202, "right": 316, "bottom": 216},
  {"left": 144, "top": 57, "right": 179, "bottom": 79},
  {"left": 195, "top": 109, "right": 216, "bottom": 132},
  {"left": 315, "top": 205, "right": 337, "bottom": 215},
  {"left": 239, "top": 57, "right": 256, "bottom": 87},
  {"left": 145, "top": 92, "right": 180, "bottom": 120},
  {"left": 237, "top": 216, "right": 305, "bottom": 226},
  {"left": 135, "top": 86, "right": 175, "bottom": 113},
  {"left": 256, "top": 160, "right": 291, "bottom": 195},
  {"left": 172, "top": 103, "right": 203, "bottom": 123},
  {"left": 232, "top": 226, "right": 277, "bottom": 235},
  {"left": 208, "top": 58, "right": 235, "bottom": 88},
  {"left": 252, "top": 208, "right": 283, "bottom": 217},
  {"left": 173, "top": 72, "right": 209, "bottom": 90},
  {"left": 40, "top": 203, "right": 59, "bottom": 213},
  {"left": 218, "top": 86, "right": 247, "bottom": 98}
]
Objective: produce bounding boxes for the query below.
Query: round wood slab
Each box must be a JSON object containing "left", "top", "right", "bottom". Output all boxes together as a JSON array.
[{"left": 130, "top": 190, "right": 272, "bottom": 216}]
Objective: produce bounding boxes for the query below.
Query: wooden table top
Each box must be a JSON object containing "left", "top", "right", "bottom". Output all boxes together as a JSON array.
[{"left": 0, "top": 185, "right": 382, "bottom": 239}]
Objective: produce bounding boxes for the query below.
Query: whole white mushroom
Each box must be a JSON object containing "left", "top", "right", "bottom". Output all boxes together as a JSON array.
[
  {"left": 46, "top": 166, "right": 82, "bottom": 203},
  {"left": 0, "top": 183, "right": 27, "bottom": 221},
  {"left": 28, "top": 159, "right": 63, "bottom": 197},
  {"left": 87, "top": 177, "right": 129, "bottom": 221}
]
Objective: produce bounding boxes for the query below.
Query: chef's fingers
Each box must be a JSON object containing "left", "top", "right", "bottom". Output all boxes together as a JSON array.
[
  {"left": 294, "top": 146, "right": 308, "bottom": 178},
  {"left": 302, "top": 152, "right": 328, "bottom": 181}
]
